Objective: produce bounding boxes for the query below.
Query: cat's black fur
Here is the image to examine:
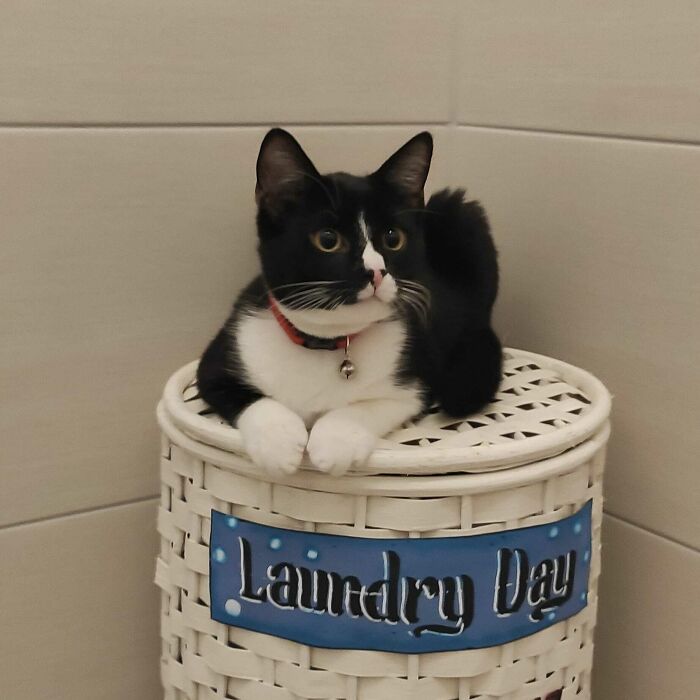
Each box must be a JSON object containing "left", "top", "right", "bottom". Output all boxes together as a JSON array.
[{"left": 197, "top": 129, "right": 502, "bottom": 425}]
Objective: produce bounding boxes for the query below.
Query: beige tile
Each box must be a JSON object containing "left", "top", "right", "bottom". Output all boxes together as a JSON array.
[
  {"left": 0, "top": 499, "right": 161, "bottom": 700},
  {"left": 594, "top": 515, "right": 700, "bottom": 698},
  {"left": 0, "top": 126, "right": 450, "bottom": 527},
  {"left": 456, "top": 2, "right": 700, "bottom": 142},
  {"left": 0, "top": 1, "right": 452, "bottom": 125},
  {"left": 451, "top": 127, "right": 700, "bottom": 548},
  {"left": 0, "top": 127, "right": 261, "bottom": 527}
]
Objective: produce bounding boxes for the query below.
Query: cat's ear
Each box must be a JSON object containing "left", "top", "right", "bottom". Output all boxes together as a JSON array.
[
  {"left": 255, "top": 129, "right": 320, "bottom": 208},
  {"left": 375, "top": 132, "right": 433, "bottom": 203}
]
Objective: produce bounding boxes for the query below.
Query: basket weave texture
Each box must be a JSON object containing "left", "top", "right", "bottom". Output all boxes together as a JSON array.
[{"left": 156, "top": 349, "right": 611, "bottom": 700}]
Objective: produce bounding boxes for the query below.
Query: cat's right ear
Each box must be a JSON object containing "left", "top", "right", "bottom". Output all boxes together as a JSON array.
[
  {"left": 374, "top": 132, "right": 433, "bottom": 205},
  {"left": 255, "top": 129, "right": 320, "bottom": 209}
]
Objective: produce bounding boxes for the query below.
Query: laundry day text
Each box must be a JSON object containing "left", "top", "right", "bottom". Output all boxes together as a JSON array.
[{"left": 238, "top": 538, "right": 576, "bottom": 636}]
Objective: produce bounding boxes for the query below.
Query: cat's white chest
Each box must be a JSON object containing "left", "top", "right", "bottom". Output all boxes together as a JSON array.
[{"left": 235, "top": 312, "right": 417, "bottom": 423}]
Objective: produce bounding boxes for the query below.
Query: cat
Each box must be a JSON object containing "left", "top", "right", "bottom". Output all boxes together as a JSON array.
[{"left": 197, "top": 128, "right": 502, "bottom": 476}]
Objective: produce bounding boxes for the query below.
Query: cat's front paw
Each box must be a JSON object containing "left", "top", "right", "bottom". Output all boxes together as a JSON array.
[
  {"left": 307, "top": 416, "right": 377, "bottom": 476},
  {"left": 238, "top": 399, "right": 308, "bottom": 476}
]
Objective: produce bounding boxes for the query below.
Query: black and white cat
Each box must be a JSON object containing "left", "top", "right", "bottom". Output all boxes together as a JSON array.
[{"left": 197, "top": 129, "right": 502, "bottom": 476}]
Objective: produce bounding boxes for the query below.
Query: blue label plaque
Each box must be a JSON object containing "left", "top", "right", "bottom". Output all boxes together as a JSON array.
[{"left": 210, "top": 501, "right": 592, "bottom": 653}]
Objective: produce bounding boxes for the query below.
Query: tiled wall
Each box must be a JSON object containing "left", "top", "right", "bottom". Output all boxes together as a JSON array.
[{"left": 1, "top": 3, "right": 698, "bottom": 698}]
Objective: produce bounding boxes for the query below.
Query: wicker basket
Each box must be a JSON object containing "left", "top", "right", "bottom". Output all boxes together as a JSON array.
[{"left": 156, "top": 349, "right": 611, "bottom": 700}]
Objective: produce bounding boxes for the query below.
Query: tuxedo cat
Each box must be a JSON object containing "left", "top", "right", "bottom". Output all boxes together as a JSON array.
[{"left": 197, "top": 129, "right": 501, "bottom": 476}]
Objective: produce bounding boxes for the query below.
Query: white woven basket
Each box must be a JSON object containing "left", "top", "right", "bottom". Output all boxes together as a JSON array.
[{"left": 156, "top": 349, "right": 611, "bottom": 700}]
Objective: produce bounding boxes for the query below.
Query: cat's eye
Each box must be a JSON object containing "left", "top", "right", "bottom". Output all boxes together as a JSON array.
[
  {"left": 310, "top": 229, "right": 346, "bottom": 253},
  {"left": 383, "top": 228, "right": 407, "bottom": 252}
]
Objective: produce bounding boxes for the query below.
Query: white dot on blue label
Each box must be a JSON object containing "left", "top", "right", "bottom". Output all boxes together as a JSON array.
[
  {"left": 584, "top": 550, "right": 590, "bottom": 562},
  {"left": 213, "top": 547, "right": 226, "bottom": 563},
  {"left": 573, "top": 521, "right": 583, "bottom": 534},
  {"left": 581, "top": 592, "right": 588, "bottom": 603},
  {"left": 224, "top": 599, "right": 241, "bottom": 617},
  {"left": 269, "top": 537, "right": 282, "bottom": 551},
  {"left": 548, "top": 612, "right": 556, "bottom": 621},
  {"left": 548, "top": 526, "right": 559, "bottom": 539},
  {"left": 306, "top": 548, "right": 319, "bottom": 561},
  {"left": 226, "top": 517, "right": 238, "bottom": 529}
]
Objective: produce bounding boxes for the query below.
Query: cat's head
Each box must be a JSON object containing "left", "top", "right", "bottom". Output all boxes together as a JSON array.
[{"left": 255, "top": 129, "right": 433, "bottom": 337}]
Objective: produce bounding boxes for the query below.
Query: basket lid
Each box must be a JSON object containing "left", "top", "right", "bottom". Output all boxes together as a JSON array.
[{"left": 160, "top": 348, "right": 610, "bottom": 475}]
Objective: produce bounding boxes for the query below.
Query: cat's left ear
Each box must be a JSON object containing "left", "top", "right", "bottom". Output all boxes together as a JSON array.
[
  {"left": 255, "top": 128, "right": 321, "bottom": 209},
  {"left": 374, "top": 132, "right": 433, "bottom": 204}
]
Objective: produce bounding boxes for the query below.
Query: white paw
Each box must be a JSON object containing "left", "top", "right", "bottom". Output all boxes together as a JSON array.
[
  {"left": 238, "top": 399, "right": 308, "bottom": 476},
  {"left": 307, "top": 416, "right": 377, "bottom": 476}
]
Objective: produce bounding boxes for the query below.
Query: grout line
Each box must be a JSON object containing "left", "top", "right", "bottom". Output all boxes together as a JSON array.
[
  {"left": 3, "top": 493, "right": 696, "bottom": 557},
  {"left": 1, "top": 120, "right": 697, "bottom": 149},
  {"left": 604, "top": 510, "right": 699, "bottom": 554},
  {"left": 0, "top": 493, "right": 159, "bottom": 532},
  {"left": 455, "top": 122, "right": 700, "bottom": 148}
]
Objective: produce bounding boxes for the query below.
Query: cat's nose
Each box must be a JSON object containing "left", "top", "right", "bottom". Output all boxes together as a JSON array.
[{"left": 371, "top": 268, "right": 387, "bottom": 289}]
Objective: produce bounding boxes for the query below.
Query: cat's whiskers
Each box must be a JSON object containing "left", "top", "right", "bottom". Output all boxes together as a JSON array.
[
  {"left": 281, "top": 287, "right": 331, "bottom": 302},
  {"left": 312, "top": 288, "right": 357, "bottom": 311},
  {"left": 266, "top": 279, "right": 342, "bottom": 295},
  {"left": 326, "top": 290, "right": 353, "bottom": 311},
  {"left": 269, "top": 276, "right": 432, "bottom": 318},
  {"left": 397, "top": 278, "right": 430, "bottom": 291},
  {"left": 296, "top": 294, "right": 347, "bottom": 312},
  {"left": 283, "top": 290, "right": 333, "bottom": 311},
  {"left": 281, "top": 283, "right": 359, "bottom": 312},
  {"left": 259, "top": 280, "right": 345, "bottom": 305},
  {"left": 395, "top": 279, "right": 431, "bottom": 325},
  {"left": 278, "top": 284, "right": 357, "bottom": 312}
]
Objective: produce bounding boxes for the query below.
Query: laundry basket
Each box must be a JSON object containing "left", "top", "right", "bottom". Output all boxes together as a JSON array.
[{"left": 155, "top": 349, "right": 611, "bottom": 700}]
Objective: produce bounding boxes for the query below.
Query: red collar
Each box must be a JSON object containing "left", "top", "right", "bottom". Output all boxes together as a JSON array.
[{"left": 269, "top": 295, "right": 356, "bottom": 350}]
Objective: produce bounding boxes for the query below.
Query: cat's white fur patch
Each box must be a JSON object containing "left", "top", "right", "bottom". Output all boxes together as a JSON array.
[
  {"left": 362, "top": 241, "right": 385, "bottom": 273},
  {"left": 235, "top": 310, "right": 422, "bottom": 473},
  {"left": 236, "top": 312, "right": 419, "bottom": 422},
  {"left": 357, "top": 212, "right": 397, "bottom": 305},
  {"left": 375, "top": 273, "right": 397, "bottom": 303},
  {"left": 237, "top": 398, "right": 308, "bottom": 476},
  {"left": 358, "top": 211, "right": 370, "bottom": 244},
  {"left": 307, "top": 413, "right": 377, "bottom": 475},
  {"left": 358, "top": 211, "right": 386, "bottom": 275},
  {"left": 356, "top": 283, "right": 374, "bottom": 301}
]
